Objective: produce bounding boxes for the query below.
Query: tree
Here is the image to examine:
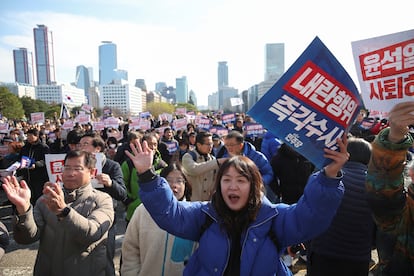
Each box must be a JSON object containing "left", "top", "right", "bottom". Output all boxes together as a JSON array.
[
  {"left": 45, "top": 104, "right": 61, "bottom": 120},
  {"left": 20, "top": 96, "right": 40, "bottom": 118},
  {"left": 0, "top": 87, "right": 25, "bottom": 120},
  {"left": 146, "top": 102, "right": 175, "bottom": 118}
]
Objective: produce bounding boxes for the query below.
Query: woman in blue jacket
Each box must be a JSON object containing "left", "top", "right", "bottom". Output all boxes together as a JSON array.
[{"left": 125, "top": 136, "right": 349, "bottom": 276}]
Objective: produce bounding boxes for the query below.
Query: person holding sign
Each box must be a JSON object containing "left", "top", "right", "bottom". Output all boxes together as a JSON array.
[
  {"left": 124, "top": 134, "right": 349, "bottom": 275},
  {"left": 365, "top": 101, "right": 414, "bottom": 275}
]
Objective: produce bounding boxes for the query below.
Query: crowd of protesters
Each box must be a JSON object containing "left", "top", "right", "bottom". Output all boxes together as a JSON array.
[{"left": 0, "top": 105, "right": 413, "bottom": 275}]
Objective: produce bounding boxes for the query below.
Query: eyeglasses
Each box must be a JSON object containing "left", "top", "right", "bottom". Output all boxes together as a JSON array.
[
  {"left": 166, "top": 178, "right": 185, "bottom": 184},
  {"left": 202, "top": 143, "right": 214, "bottom": 147},
  {"left": 225, "top": 143, "right": 241, "bottom": 147},
  {"left": 63, "top": 166, "right": 85, "bottom": 172}
]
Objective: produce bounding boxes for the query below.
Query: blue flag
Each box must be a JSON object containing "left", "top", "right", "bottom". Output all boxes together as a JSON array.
[{"left": 248, "top": 37, "right": 363, "bottom": 169}]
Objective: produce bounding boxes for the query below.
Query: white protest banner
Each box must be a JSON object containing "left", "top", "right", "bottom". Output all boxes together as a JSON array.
[
  {"left": 352, "top": 29, "right": 414, "bottom": 113},
  {"left": 31, "top": 112, "right": 45, "bottom": 124}
]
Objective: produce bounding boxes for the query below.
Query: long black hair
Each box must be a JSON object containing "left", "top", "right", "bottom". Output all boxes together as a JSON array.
[{"left": 211, "top": 156, "right": 263, "bottom": 233}]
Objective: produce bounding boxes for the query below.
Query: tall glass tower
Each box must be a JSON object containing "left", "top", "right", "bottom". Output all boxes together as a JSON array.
[
  {"left": 99, "top": 41, "right": 117, "bottom": 85},
  {"left": 218, "top": 61, "right": 228, "bottom": 89},
  {"left": 265, "top": 43, "right": 285, "bottom": 81},
  {"left": 33, "top": 24, "right": 55, "bottom": 85},
  {"left": 13, "top": 47, "right": 34, "bottom": 85},
  {"left": 75, "top": 65, "right": 92, "bottom": 102},
  {"left": 175, "top": 76, "right": 188, "bottom": 104}
]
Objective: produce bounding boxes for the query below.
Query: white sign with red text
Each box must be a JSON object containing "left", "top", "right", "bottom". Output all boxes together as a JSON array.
[{"left": 352, "top": 29, "right": 414, "bottom": 113}]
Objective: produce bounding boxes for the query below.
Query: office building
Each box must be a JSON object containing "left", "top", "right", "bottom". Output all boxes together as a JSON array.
[
  {"left": 100, "top": 82, "right": 142, "bottom": 116},
  {"left": 75, "top": 65, "right": 92, "bottom": 102},
  {"left": 99, "top": 41, "right": 117, "bottom": 85},
  {"left": 175, "top": 76, "right": 188, "bottom": 104},
  {"left": 218, "top": 61, "right": 229, "bottom": 89},
  {"left": 13, "top": 48, "right": 34, "bottom": 85},
  {"left": 265, "top": 43, "right": 285, "bottom": 81},
  {"left": 1, "top": 82, "right": 36, "bottom": 99},
  {"left": 36, "top": 84, "right": 85, "bottom": 108},
  {"left": 155, "top": 82, "right": 167, "bottom": 92},
  {"left": 33, "top": 24, "right": 56, "bottom": 85},
  {"left": 135, "top": 79, "right": 147, "bottom": 91}
]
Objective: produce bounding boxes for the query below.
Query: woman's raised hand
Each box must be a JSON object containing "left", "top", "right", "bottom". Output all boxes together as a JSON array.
[
  {"left": 323, "top": 134, "right": 350, "bottom": 178},
  {"left": 125, "top": 140, "right": 154, "bottom": 174}
]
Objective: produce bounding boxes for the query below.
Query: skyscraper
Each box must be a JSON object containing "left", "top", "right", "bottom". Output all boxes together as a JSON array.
[
  {"left": 75, "top": 65, "right": 92, "bottom": 102},
  {"left": 99, "top": 41, "right": 117, "bottom": 85},
  {"left": 33, "top": 24, "right": 56, "bottom": 85},
  {"left": 265, "top": 43, "right": 285, "bottom": 81},
  {"left": 218, "top": 61, "right": 228, "bottom": 89},
  {"left": 13, "top": 47, "right": 34, "bottom": 85},
  {"left": 175, "top": 76, "right": 188, "bottom": 104}
]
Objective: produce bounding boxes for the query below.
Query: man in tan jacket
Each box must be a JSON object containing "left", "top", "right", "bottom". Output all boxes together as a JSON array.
[
  {"left": 181, "top": 132, "right": 226, "bottom": 201},
  {"left": 2, "top": 150, "right": 114, "bottom": 276}
]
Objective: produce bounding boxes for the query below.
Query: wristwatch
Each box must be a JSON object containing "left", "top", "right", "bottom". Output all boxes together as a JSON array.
[{"left": 57, "top": 207, "right": 70, "bottom": 219}]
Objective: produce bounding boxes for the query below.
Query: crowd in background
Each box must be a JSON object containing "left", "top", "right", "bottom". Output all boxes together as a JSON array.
[{"left": 0, "top": 106, "right": 413, "bottom": 276}]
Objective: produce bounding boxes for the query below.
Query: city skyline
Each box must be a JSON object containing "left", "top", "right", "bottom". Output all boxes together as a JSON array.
[{"left": 0, "top": 0, "right": 412, "bottom": 107}]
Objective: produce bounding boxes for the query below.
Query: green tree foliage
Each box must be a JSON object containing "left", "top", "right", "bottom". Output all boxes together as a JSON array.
[
  {"left": 20, "top": 96, "right": 40, "bottom": 118},
  {"left": 45, "top": 104, "right": 61, "bottom": 120},
  {"left": 21, "top": 96, "right": 64, "bottom": 120},
  {"left": 0, "top": 87, "right": 25, "bottom": 119},
  {"left": 146, "top": 102, "right": 175, "bottom": 118}
]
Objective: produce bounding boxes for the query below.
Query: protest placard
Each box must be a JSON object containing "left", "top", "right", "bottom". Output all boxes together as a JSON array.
[
  {"left": 352, "top": 29, "right": 414, "bottom": 113},
  {"left": 248, "top": 37, "right": 363, "bottom": 169}
]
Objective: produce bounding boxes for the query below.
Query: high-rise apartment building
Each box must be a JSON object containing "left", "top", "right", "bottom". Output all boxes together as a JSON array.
[
  {"left": 218, "top": 61, "right": 229, "bottom": 89},
  {"left": 13, "top": 47, "right": 34, "bottom": 85},
  {"left": 265, "top": 43, "right": 285, "bottom": 81},
  {"left": 99, "top": 41, "right": 117, "bottom": 85},
  {"left": 33, "top": 24, "right": 56, "bottom": 85},
  {"left": 175, "top": 76, "right": 188, "bottom": 104}
]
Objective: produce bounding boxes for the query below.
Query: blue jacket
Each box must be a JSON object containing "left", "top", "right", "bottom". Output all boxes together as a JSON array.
[
  {"left": 139, "top": 169, "right": 344, "bottom": 276},
  {"left": 223, "top": 141, "right": 274, "bottom": 186},
  {"left": 261, "top": 132, "right": 282, "bottom": 161}
]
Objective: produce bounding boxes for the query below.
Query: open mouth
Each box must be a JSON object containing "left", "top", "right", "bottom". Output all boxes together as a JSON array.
[{"left": 228, "top": 194, "right": 240, "bottom": 203}]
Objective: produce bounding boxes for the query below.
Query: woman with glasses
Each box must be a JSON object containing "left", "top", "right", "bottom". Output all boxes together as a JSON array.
[
  {"left": 125, "top": 135, "right": 349, "bottom": 275},
  {"left": 121, "top": 162, "right": 195, "bottom": 276}
]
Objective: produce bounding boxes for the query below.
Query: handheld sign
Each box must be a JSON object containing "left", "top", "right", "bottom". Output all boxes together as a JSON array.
[
  {"left": 352, "top": 29, "right": 414, "bottom": 113},
  {"left": 248, "top": 37, "right": 363, "bottom": 169}
]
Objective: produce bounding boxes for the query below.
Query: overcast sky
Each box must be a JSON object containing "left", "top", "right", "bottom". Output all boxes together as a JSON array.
[{"left": 0, "top": 0, "right": 412, "bottom": 106}]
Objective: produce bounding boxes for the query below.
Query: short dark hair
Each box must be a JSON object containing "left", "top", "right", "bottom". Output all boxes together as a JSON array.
[
  {"left": 347, "top": 137, "right": 372, "bottom": 165},
  {"left": 66, "top": 129, "right": 84, "bottom": 145},
  {"left": 26, "top": 128, "right": 39, "bottom": 137},
  {"left": 196, "top": 132, "right": 212, "bottom": 145},
  {"left": 81, "top": 132, "right": 106, "bottom": 152},
  {"left": 65, "top": 150, "right": 96, "bottom": 169},
  {"left": 225, "top": 130, "right": 244, "bottom": 143}
]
